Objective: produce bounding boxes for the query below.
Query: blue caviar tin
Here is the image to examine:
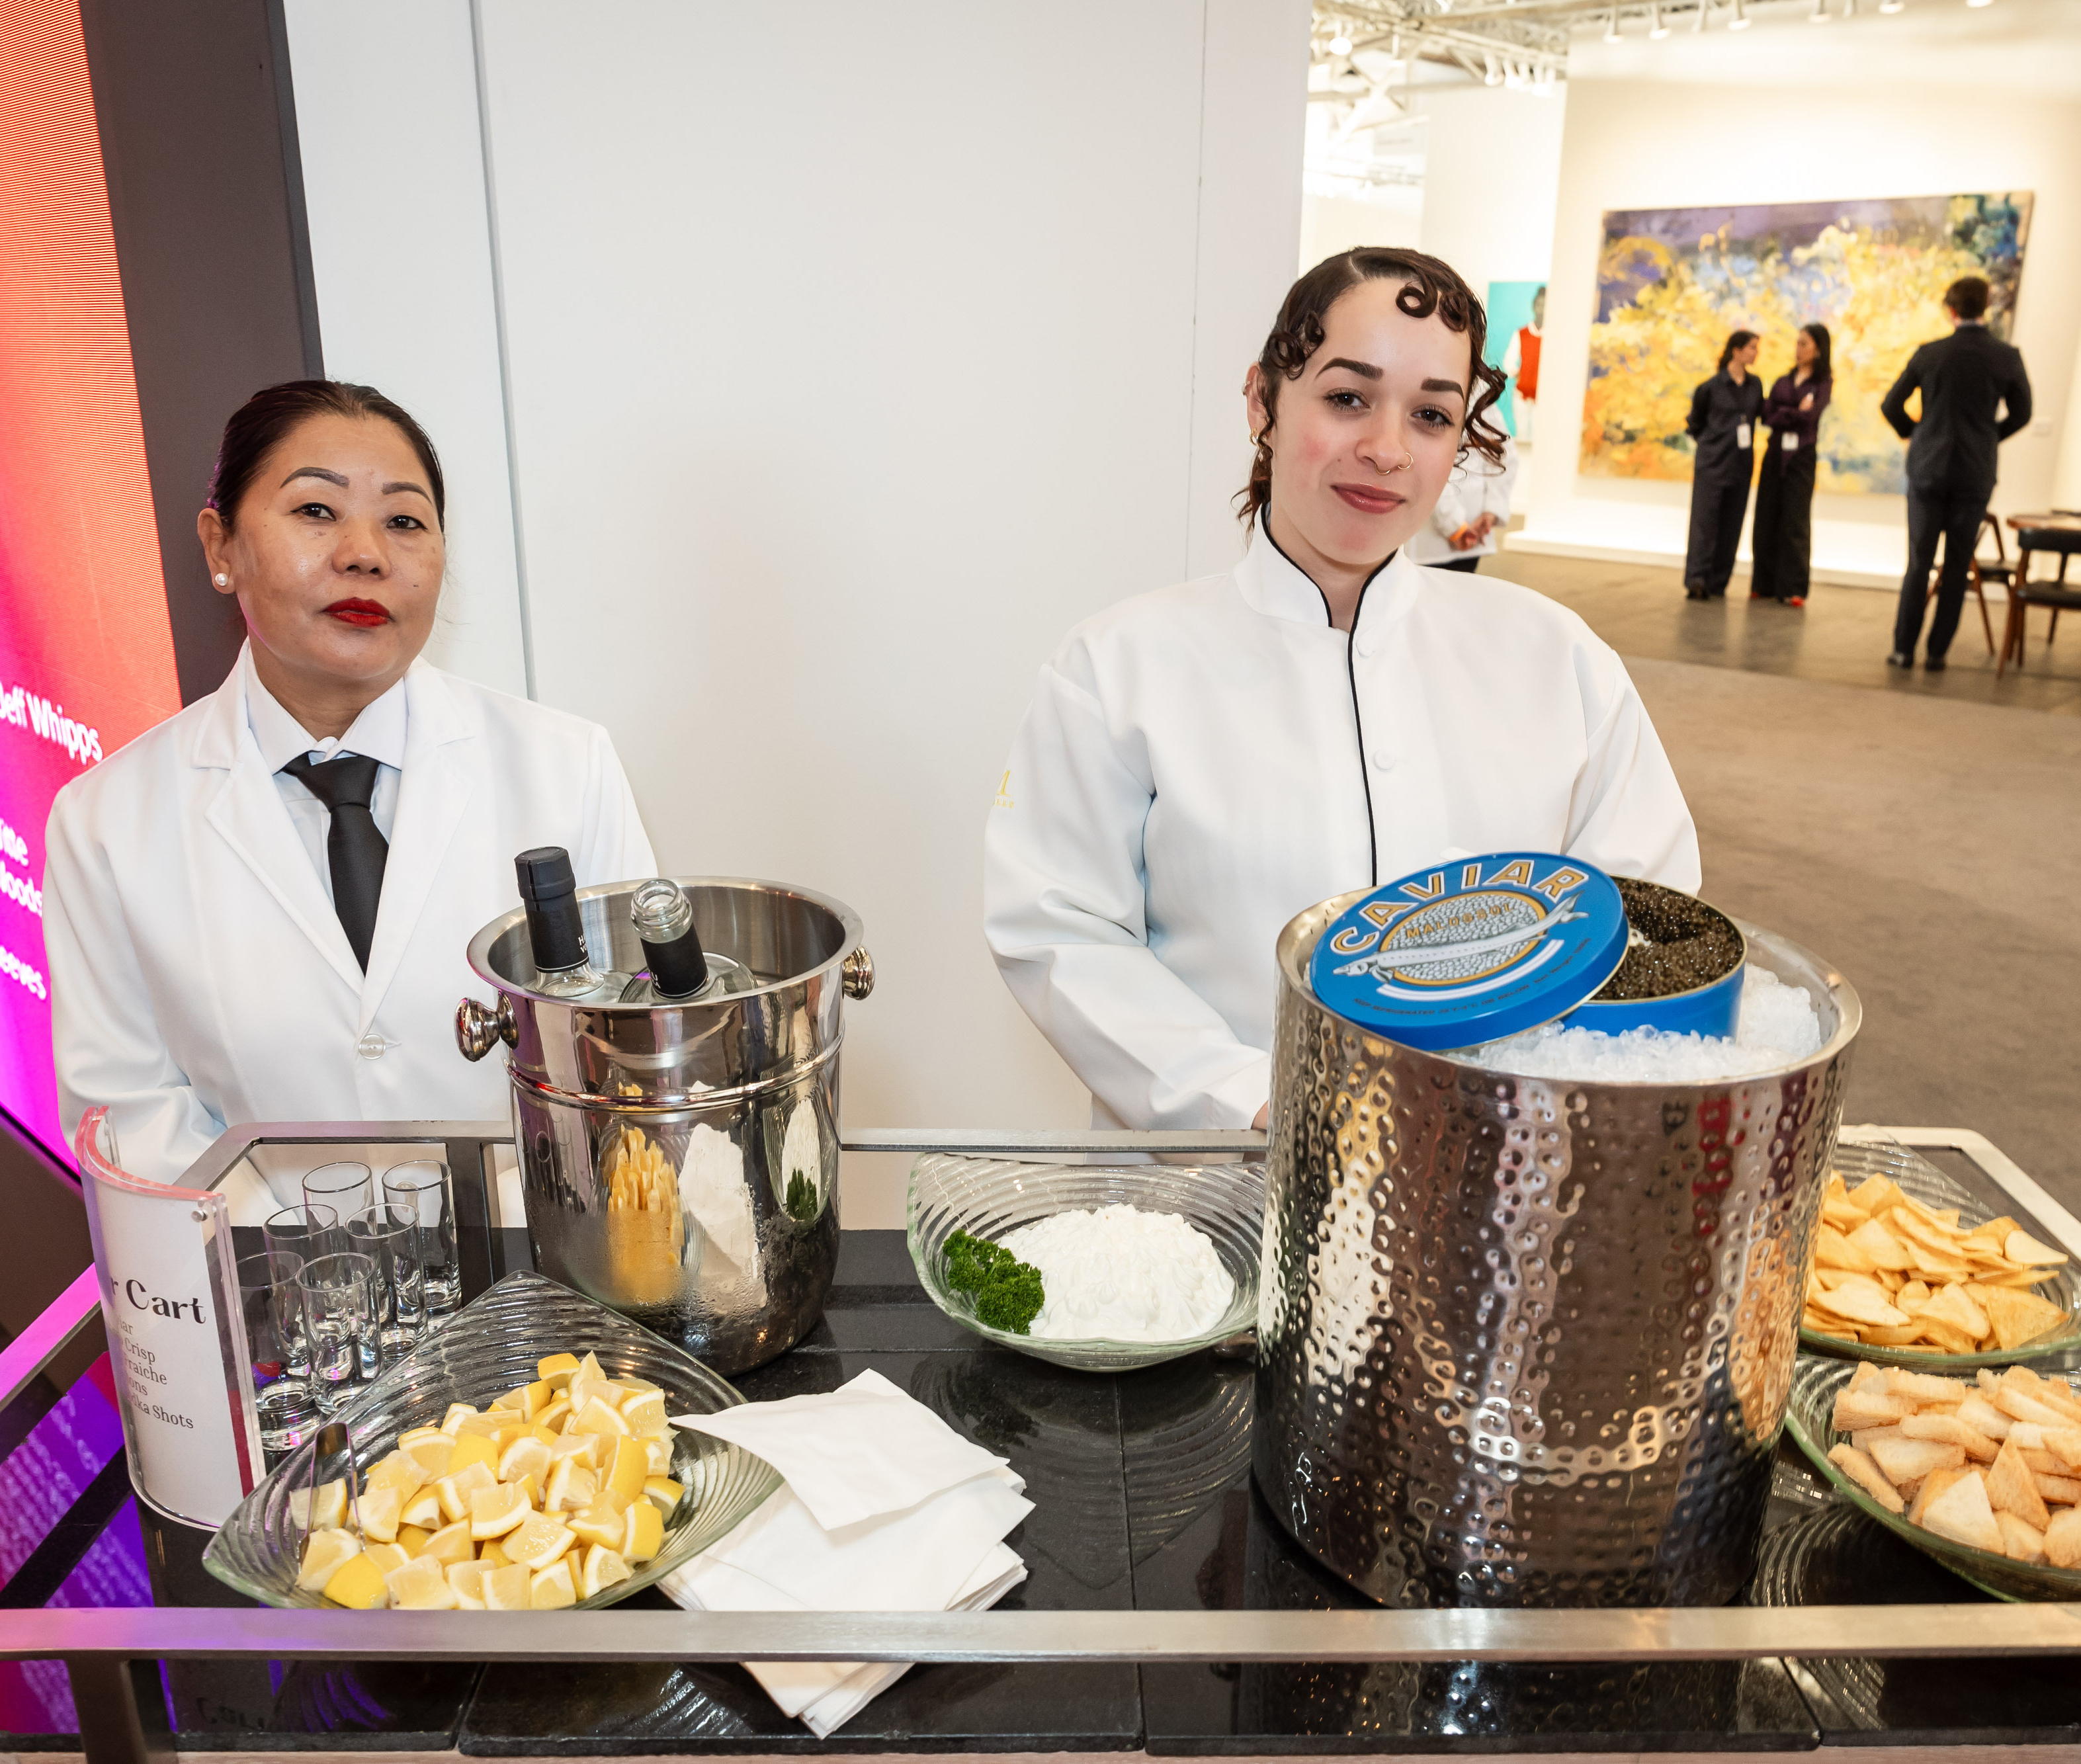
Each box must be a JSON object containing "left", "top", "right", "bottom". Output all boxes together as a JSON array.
[
  {"left": 1560, "top": 877, "right": 1746, "bottom": 1039},
  {"left": 1307, "top": 853, "right": 1630, "bottom": 1052}
]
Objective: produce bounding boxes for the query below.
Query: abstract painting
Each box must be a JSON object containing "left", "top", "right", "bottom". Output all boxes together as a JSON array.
[{"left": 1580, "top": 193, "right": 2031, "bottom": 494}]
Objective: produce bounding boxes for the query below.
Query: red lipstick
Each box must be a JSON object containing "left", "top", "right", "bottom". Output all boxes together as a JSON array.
[{"left": 323, "top": 598, "right": 391, "bottom": 628}]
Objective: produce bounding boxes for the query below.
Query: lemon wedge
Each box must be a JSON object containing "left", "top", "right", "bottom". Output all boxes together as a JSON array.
[
  {"left": 435, "top": 1461, "right": 497, "bottom": 1524},
  {"left": 446, "top": 1561, "right": 488, "bottom": 1609},
  {"left": 323, "top": 1552, "right": 390, "bottom": 1609},
  {"left": 439, "top": 1402, "right": 480, "bottom": 1436},
  {"left": 505, "top": 1511, "right": 576, "bottom": 1572},
  {"left": 619, "top": 1391, "right": 669, "bottom": 1438},
  {"left": 420, "top": 1520, "right": 476, "bottom": 1568},
  {"left": 530, "top": 1556, "right": 578, "bottom": 1609},
  {"left": 396, "top": 1524, "right": 432, "bottom": 1557},
  {"left": 448, "top": 1411, "right": 501, "bottom": 1439},
  {"left": 477, "top": 1537, "right": 512, "bottom": 1568},
  {"left": 544, "top": 1458, "right": 592, "bottom": 1515},
  {"left": 292, "top": 1479, "right": 348, "bottom": 1531},
  {"left": 566, "top": 1501, "right": 626, "bottom": 1552},
  {"left": 533, "top": 1399, "right": 572, "bottom": 1436},
  {"left": 397, "top": 1425, "right": 446, "bottom": 1450},
  {"left": 642, "top": 1437, "right": 673, "bottom": 1476},
  {"left": 548, "top": 1433, "right": 605, "bottom": 1469},
  {"left": 573, "top": 1396, "right": 630, "bottom": 1439},
  {"left": 643, "top": 1477, "right": 684, "bottom": 1512},
  {"left": 579, "top": 1544, "right": 630, "bottom": 1599},
  {"left": 366, "top": 1452, "right": 421, "bottom": 1495},
  {"left": 481, "top": 1562, "right": 532, "bottom": 1610},
  {"left": 448, "top": 1432, "right": 499, "bottom": 1476},
  {"left": 537, "top": 1351, "right": 581, "bottom": 1388},
  {"left": 400, "top": 1486, "right": 443, "bottom": 1530},
  {"left": 296, "top": 1527, "right": 362, "bottom": 1591},
  {"left": 498, "top": 1437, "right": 552, "bottom": 1489},
  {"left": 386, "top": 1554, "right": 461, "bottom": 1610},
  {"left": 405, "top": 1437, "right": 456, "bottom": 1482},
  {"left": 622, "top": 1499, "right": 663, "bottom": 1564},
  {"left": 574, "top": 1351, "right": 605, "bottom": 1386},
  {"left": 469, "top": 1482, "right": 532, "bottom": 1540},
  {"left": 357, "top": 1484, "right": 403, "bottom": 1544},
  {"left": 604, "top": 1436, "right": 648, "bottom": 1509},
  {"left": 361, "top": 1542, "right": 411, "bottom": 1578}
]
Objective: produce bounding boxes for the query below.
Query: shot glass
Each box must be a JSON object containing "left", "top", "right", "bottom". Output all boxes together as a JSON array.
[
  {"left": 303, "top": 1161, "right": 374, "bottom": 1222},
  {"left": 236, "top": 1251, "right": 318, "bottom": 1463},
  {"left": 260, "top": 1204, "right": 342, "bottom": 1376},
  {"left": 297, "top": 1251, "right": 376, "bottom": 1414},
  {"left": 347, "top": 1203, "right": 425, "bottom": 1366},
  {"left": 384, "top": 1160, "right": 460, "bottom": 1318}
]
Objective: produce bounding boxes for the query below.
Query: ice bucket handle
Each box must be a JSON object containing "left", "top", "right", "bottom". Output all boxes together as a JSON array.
[
  {"left": 455, "top": 993, "right": 519, "bottom": 1061},
  {"left": 841, "top": 946, "right": 874, "bottom": 999}
]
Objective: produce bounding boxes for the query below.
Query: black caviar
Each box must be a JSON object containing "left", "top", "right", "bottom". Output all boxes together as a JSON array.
[{"left": 1590, "top": 876, "right": 1743, "bottom": 1001}]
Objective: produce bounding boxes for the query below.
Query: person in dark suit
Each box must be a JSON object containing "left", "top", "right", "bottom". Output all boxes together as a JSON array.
[
  {"left": 1682, "top": 331, "right": 1763, "bottom": 600},
  {"left": 1752, "top": 323, "right": 1832, "bottom": 607},
  {"left": 1881, "top": 275, "right": 2032, "bottom": 670}
]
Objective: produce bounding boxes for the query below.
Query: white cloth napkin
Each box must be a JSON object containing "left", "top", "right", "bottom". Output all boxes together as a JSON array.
[
  {"left": 661, "top": 1368, "right": 1031, "bottom": 1736},
  {"left": 671, "top": 1366, "right": 1007, "bottom": 1529}
]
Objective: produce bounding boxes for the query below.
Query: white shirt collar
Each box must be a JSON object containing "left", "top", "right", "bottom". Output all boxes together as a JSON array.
[
  {"left": 1232, "top": 519, "right": 1412, "bottom": 641},
  {"left": 241, "top": 643, "right": 410, "bottom": 774}
]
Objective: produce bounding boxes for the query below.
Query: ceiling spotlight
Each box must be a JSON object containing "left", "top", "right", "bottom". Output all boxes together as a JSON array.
[
  {"left": 1329, "top": 28, "right": 1354, "bottom": 53},
  {"left": 1729, "top": 0, "right": 1751, "bottom": 26},
  {"left": 1879, "top": 0, "right": 1904, "bottom": 10},
  {"left": 1605, "top": 7, "right": 1623, "bottom": 38},
  {"left": 1484, "top": 51, "right": 1503, "bottom": 82},
  {"left": 1810, "top": 0, "right": 1828, "bottom": 20},
  {"left": 1693, "top": 0, "right": 1709, "bottom": 28},
  {"left": 1965, "top": 0, "right": 1992, "bottom": 9},
  {"left": 1533, "top": 64, "right": 1557, "bottom": 92},
  {"left": 1650, "top": 1, "right": 1670, "bottom": 32}
]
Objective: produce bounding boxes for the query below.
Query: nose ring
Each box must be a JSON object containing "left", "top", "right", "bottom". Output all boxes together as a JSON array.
[{"left": 1388, "top": 452, "right": 1414, "bottom": 473}]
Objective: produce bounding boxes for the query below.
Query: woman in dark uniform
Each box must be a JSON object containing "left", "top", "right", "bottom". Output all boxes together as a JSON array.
[
  {"left": 1750, "top": 323, "right": 1832, "bottom": 607},
  {"left": 1681, "top": 329, "right": 1763, "bottom": 600}
]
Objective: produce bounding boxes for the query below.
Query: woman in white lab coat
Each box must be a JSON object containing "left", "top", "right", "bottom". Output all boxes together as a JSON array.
[
  {"left": 984, "top": 249, "right": 1699, "bottom": 1132},
  {"left": 45, "top": 381, "right": 656, "bottom": 1185},
  {"left": 1404, "top": 431, "right": 1518, "bottom": 573}
]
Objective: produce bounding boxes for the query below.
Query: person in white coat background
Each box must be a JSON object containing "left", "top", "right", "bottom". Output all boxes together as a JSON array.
[
  {"left": 984, "top": 248, "right": 1699, "bottom": 1134},
  {"left": 1404, "top": 431, "right": 1518, "bottom": 574},
  {"left": 44, "top": 380, "right": 656, "bottom": 1185}
]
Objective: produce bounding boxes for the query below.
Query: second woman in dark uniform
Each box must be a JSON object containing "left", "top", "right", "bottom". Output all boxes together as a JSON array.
[
  {"left": 1682, "top": 329, "right": 1762, "bottom": 600},
  {"left": 1752, "top": 323, "right": 1832, "bottom": 607}
]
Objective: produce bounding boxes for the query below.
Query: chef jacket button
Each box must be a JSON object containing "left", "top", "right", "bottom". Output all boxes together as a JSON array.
[
  {"left": 357, "top": 1032, "right": 388, "bottom": 1060},
  {"left": 1371, "top": 751, "right": 1395, "bottom": 773}
]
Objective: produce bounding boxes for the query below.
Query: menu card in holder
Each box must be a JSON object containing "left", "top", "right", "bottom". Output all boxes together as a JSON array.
[{"left": 75, "top": 1108, "right": 262, "bottom": 1527}]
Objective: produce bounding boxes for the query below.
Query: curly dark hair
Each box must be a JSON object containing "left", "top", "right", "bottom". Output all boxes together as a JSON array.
[{"left": 1238, "top": 247, "right": 1508, "bottom": 529}]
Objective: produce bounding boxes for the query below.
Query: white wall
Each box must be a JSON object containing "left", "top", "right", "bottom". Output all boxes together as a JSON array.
[
  {"left": 1300, "top": 187, "right": 1423, "bottom": 271},
  {"left": 1416, "top": 83, "right": 1567, "bottom": 303},
  {"left": 284, "top": 0, "right": 530, "bottom": 696},
  {"left": 290, "top": 2, "right": 1308, "bottom": 1222},
  {"left": 1517, "top": 15, "right": 2081, "bottom": 585}
]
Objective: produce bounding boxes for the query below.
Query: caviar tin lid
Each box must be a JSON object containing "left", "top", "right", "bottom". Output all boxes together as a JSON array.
[{"left": 1308, "top": 852, "right": 1629, "bottom": 1052}]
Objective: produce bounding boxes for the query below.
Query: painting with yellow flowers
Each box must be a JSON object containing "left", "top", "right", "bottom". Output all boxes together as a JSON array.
[{"left": 1581, "top": 193, "right": 2031, "bottom": 494}]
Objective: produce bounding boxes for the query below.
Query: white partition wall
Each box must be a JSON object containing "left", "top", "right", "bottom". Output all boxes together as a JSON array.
[{"left": 290, "top": 1, "right": 1308, "bottom": 1220}]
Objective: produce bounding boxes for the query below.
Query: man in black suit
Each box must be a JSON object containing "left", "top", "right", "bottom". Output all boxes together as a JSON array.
[{"left": 1881, "top": 275, "right": 2032, "bottom": 671}]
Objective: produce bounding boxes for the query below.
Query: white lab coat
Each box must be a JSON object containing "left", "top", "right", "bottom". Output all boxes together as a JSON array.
[
  {"left": 44, "top": 647, "right": 657, "bottom": 1185},
  {"left": 982, "top": 527, "right": 1700, "bottom": 1130},
  {"left": 1405, "top": 436, "right": 1519, "bottom": 566}
]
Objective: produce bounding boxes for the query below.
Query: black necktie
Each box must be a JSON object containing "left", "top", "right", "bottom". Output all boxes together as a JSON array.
[{"left": 282, "top": 752, "right": 388, "bottom": 971}]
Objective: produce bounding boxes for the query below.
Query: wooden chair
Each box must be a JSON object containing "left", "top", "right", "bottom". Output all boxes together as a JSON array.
[
  {"left": 1957, "top": 513, "right": 2008, "bottom": 655},
  {"left": 1996, "top": 523, "right": 2081, "bottom": 677}
]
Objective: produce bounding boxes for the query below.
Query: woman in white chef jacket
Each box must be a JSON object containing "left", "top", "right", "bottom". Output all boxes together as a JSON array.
[
  {"left": 45, "top": 380, "right": 656, "bottom": 1185},
  {"left": 984, "top": 249, "right": 1699, "bottom": 1132}
]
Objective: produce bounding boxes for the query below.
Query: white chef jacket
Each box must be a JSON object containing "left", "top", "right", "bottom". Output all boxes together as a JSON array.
[
  {"left": 982, "top": 526, "right": 1700, "bottom": 1130},
  {"left": 247, "top": 655, "right": 406, "bottom": 896},
  {"left": 44, "top": 644, "right": 658, "bottom": 1185},
  {"left": 1405, "top": 436, "right": 1519, "bottom": 566}
]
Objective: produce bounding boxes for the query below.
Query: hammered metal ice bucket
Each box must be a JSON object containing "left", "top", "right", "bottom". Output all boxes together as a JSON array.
[
  {"left": 456, "top": 878, "right": 872, "bottom": 1375},
  {"left": 1255, "top": 892, "right": 1859, "bottom": 1609}
]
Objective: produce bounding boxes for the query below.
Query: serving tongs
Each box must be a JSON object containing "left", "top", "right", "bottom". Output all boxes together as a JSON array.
[{"left": 298, "top": 1417, "right": 362, "bottom": 1545}]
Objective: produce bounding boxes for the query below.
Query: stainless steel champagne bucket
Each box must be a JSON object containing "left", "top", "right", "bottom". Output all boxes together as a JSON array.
[
  {"left": 1255, "top": 892, "right": 1859, "bottom": 1609},
  {"left": 457, "top": 878, "right": 872, "bottom": 1375}
]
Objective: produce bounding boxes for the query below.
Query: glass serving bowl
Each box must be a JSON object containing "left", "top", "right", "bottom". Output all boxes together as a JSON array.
[
  {"left": 906, "top": 1155, "right": 1263, "bottom": 1372},
  {"left": 203, "top": 1270, "right": 780, "bottom": 1609},
  {"left": 1783, "top": 1353, "right": 2081, "bottom": 1603},
  {"left": 1799, "top": 1139, "right": 2080, "bottom": 1370}
]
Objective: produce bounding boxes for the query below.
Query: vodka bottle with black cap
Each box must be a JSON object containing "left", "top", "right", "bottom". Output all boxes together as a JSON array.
[
  {"left": 514, "top": 847, "right": 632, "bottom": 1002},
  {"left": 620, "top": 878, "right": 755, "bottom": 1003}
]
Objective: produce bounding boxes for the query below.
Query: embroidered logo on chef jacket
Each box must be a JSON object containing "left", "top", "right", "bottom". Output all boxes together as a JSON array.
[{"left": 1308, "top": 852, "right": 1628, "bottom": 1051}]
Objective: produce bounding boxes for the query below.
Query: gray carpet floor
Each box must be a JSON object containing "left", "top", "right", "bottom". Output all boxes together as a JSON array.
[{"left": 1500, "top": 552, "right": 2081, "bottom": 1218}]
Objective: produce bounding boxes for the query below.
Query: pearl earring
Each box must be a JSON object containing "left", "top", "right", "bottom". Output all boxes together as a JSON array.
[{"left": 214, "top": 573, "right": 228, "bottom": 586}]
